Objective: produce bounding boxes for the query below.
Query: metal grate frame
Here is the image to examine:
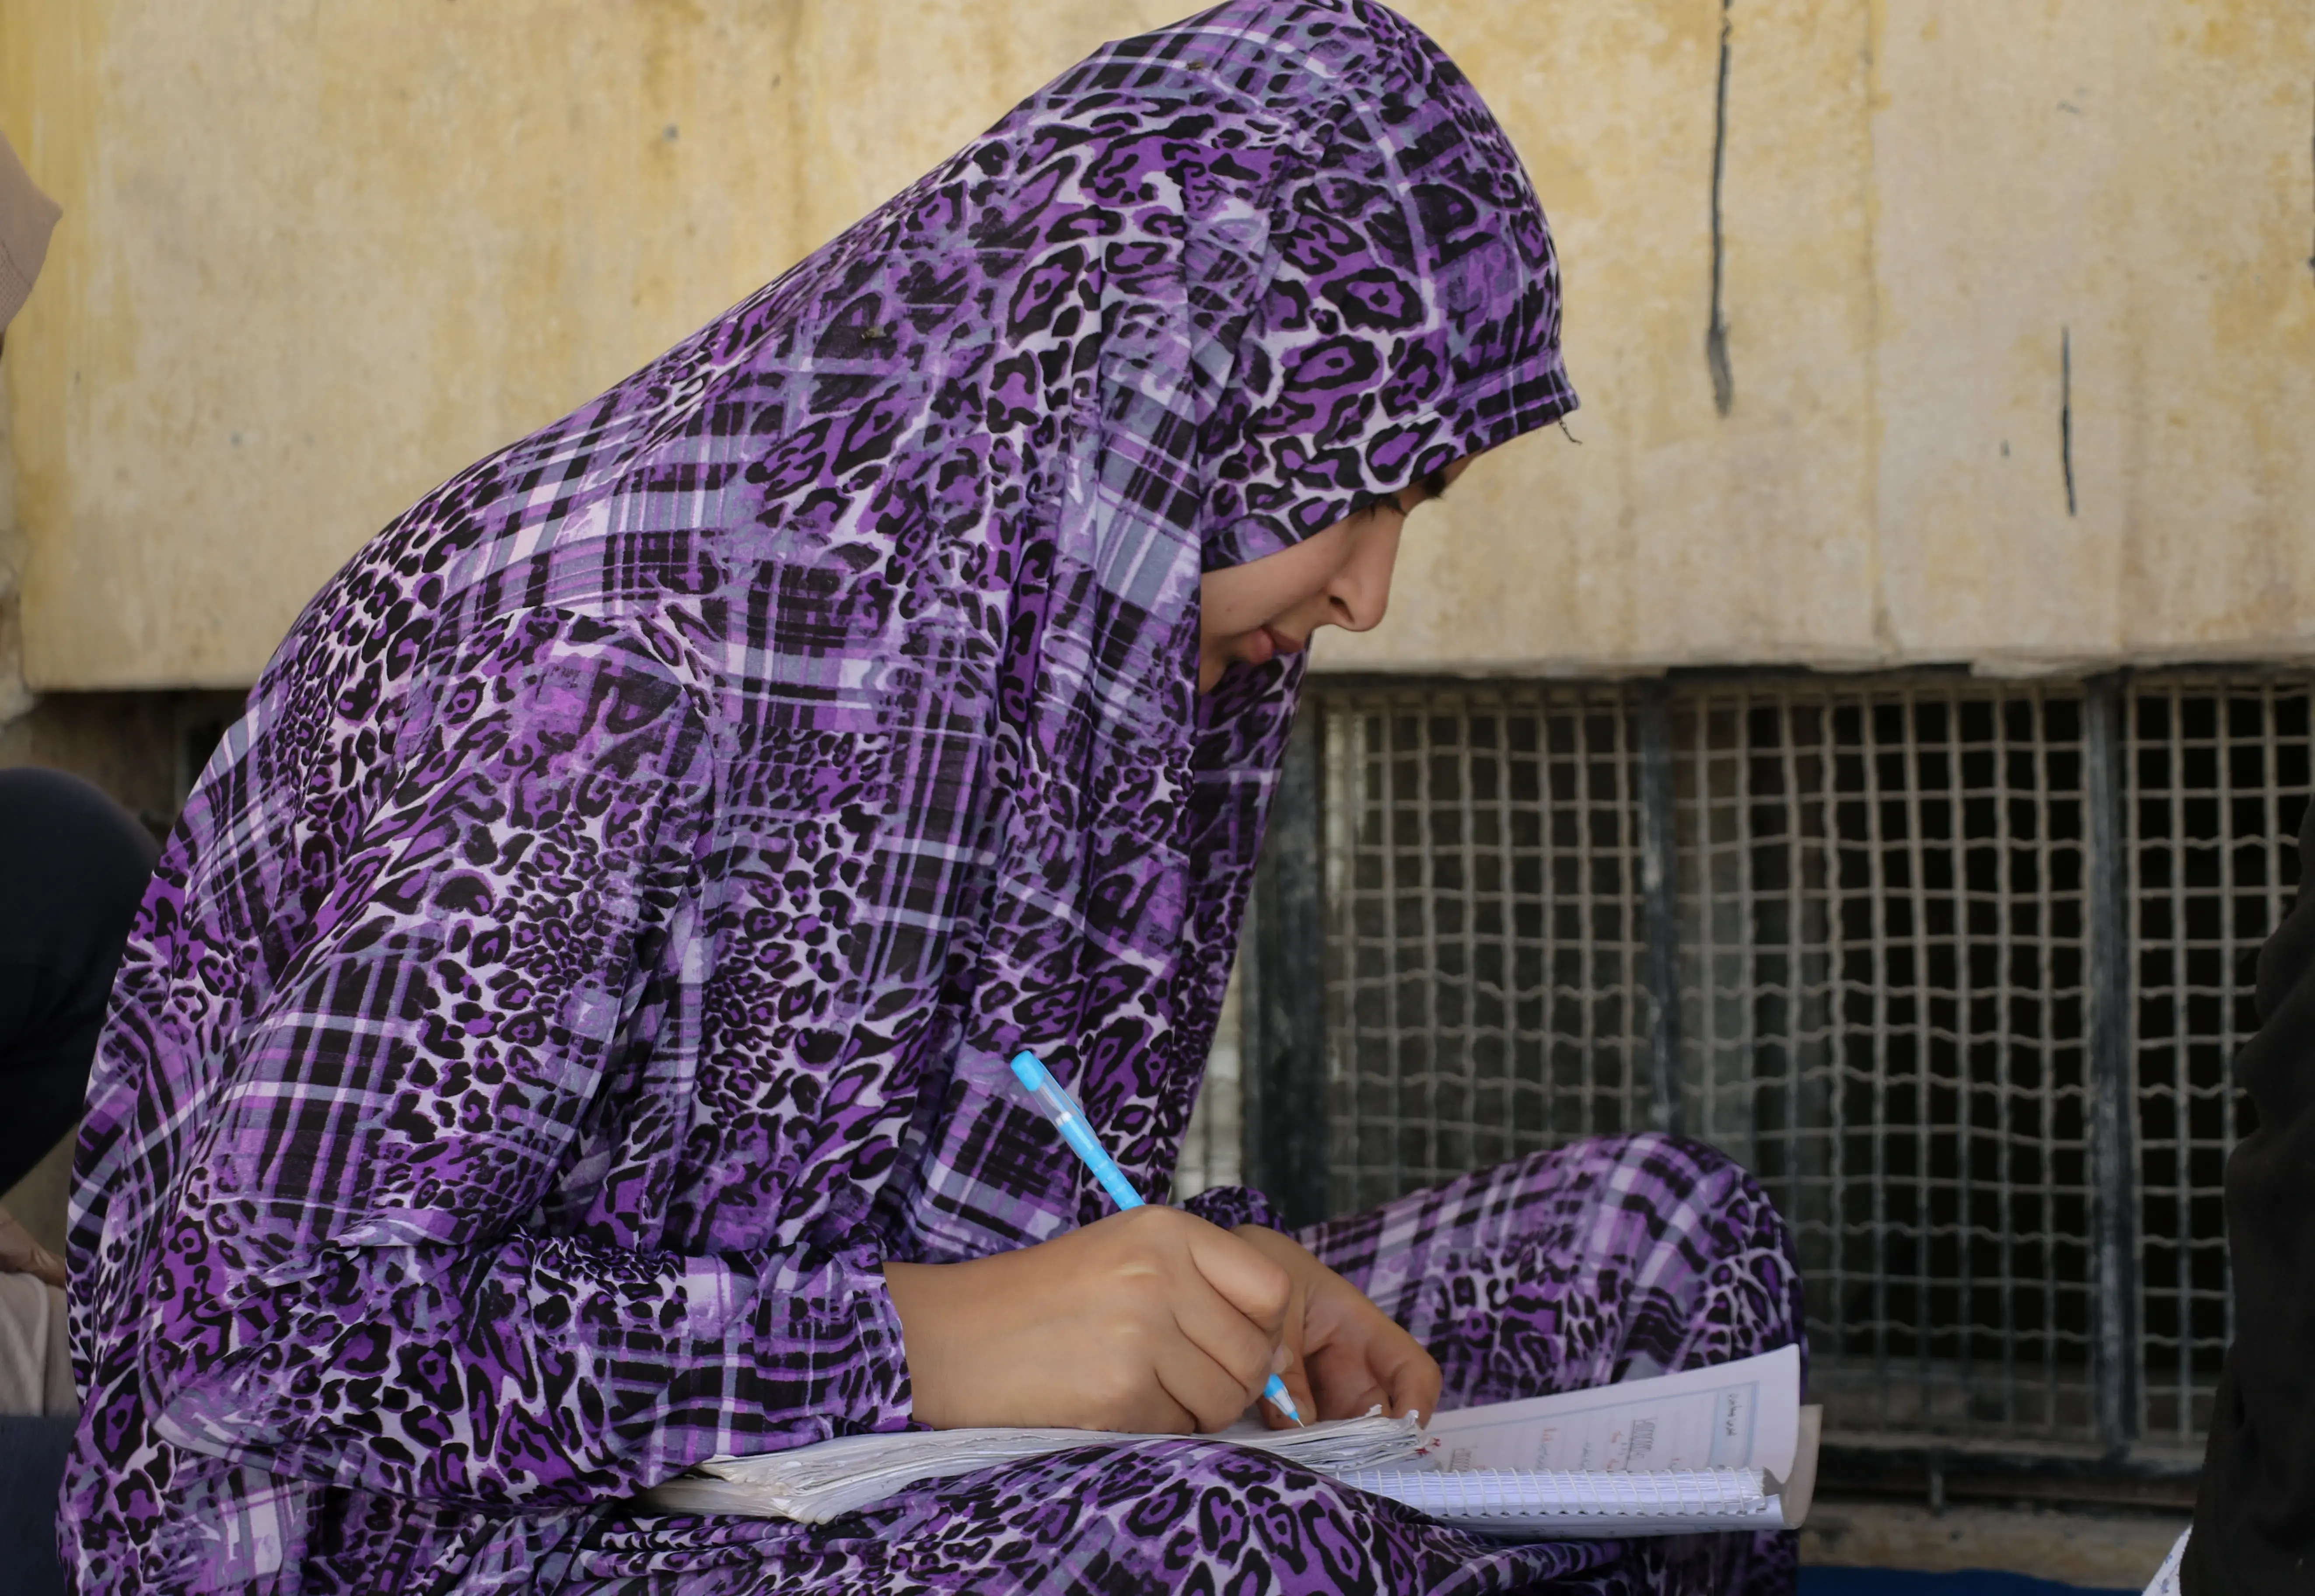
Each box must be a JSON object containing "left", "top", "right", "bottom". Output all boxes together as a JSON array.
[{"left": 1243, "top": 669, "right": 2308, "bottom": 1478}]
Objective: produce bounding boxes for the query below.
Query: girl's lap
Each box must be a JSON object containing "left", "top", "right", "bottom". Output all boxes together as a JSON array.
[
  {"left": 571, "top": 1135, "right": 1804, "bottom": 1596},
  {"left": 578, "top": 1441, "right": 1611, "bottom": 1595}
]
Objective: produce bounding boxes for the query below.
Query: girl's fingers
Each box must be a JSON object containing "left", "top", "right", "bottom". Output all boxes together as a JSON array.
[
  {"left": 1378, "top": 1335, "right": 1444, "bottom": 1424},
  {"left": 1299, "top": 1285, "right": 1440, "bottom": 1422},
  {"left": 1152, "top": 1335, "right": 1273, "bottom": 1433},
  {"left": 1255, "top": 1354, "right": 1319, "bottom": 1428},
  {"left": 1322, "top": 1340, "right": 1387, "bottom": 1414},
  {"left": 1285, "top": 1361, "right": 1319, "bottom": 1425},
  {"left": 1169, "top": 1269, "right": 1285, "bottom": 1401}
]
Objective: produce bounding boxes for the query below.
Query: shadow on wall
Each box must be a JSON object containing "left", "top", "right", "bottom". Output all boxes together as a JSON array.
[{"left": 0, "top": 690, "right": 245, "bottom": 842}]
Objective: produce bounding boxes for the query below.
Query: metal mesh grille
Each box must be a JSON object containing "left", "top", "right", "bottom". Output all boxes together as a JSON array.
[
  {"left": 1314, "top": 672, "right": 2309, "bottom": 1460},
  {"left": 2130, "top": 680, "right": 2310, "bottom": 1443},
  {"left": 1672, "top": 682, "right": 2097, "bottom": 1442},
  {"left": 1323, "top": 690, "right": 1651, "bottom": 1214},
  {"left": 1175, "top": 963, "right": 1245, "bottom": 1200}
]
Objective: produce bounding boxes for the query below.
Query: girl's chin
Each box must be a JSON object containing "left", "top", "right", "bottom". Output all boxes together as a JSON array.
[{"left": 1237, "top": 628, "right": 1277, "bottom": 667}]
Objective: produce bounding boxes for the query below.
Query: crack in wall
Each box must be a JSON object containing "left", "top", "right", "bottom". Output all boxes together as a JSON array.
[
  {"left": 2062, "top": 327, "right": 2078, "bottom": 518},
  {"left": 1706, "top": 0, "right": 1735, "bottom": 416}
]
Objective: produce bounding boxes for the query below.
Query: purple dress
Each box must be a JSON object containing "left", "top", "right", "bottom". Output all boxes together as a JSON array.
[{"left": 60, "top": 3, "right": 1800, "bottom": 1591}]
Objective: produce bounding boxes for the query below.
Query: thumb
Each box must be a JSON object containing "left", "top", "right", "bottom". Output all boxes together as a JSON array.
[{"left": 1184, "top": 1224, "right": 1294, "bottom": 1340}]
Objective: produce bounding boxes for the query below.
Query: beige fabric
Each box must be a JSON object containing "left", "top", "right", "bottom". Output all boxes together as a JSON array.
[
  {"left": 0, "top": 1270, "right": 73, "bottom": 1418},
  {"left": 0, "top": 1207, "right": 65, "bottom": 1289},
  {"left": 0, "top": 1206, "right": 74, "bottom": 1417},
  {"left": 0, "top": 1131, "right": 76, "bottom": 1263},
  {"left": 0, "top": 128, "right": 61, "bottom": 331}
]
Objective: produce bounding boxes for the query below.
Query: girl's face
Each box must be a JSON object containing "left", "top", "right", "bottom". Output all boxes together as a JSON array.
[{"left": 1197, "top": 455, "right": 1476, "bottom": 693}]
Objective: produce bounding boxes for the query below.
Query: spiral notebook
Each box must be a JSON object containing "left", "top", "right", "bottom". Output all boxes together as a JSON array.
[
  {"left": 1342, "top": 1464, "right": 1784, "bottom": 1536},
  {"left": 644, "top": 1345, "right": 1819, "bottom": 1540},
  {"left": 1380, "top": 1344, "right": 1822, "bottom": 1536}
]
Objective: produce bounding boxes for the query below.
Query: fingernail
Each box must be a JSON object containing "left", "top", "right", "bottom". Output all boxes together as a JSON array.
[{"left": 1271, "top": 1345, "right": 1291, "bottom": 1374}]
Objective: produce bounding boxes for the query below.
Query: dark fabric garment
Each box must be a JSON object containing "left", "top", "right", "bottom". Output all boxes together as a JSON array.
[
  {"left": 0, "top": 1415, "right": 74, "bottom": 1596},
  {"left": 0, "top": 769, "right": 157, "bottom": 1191},
  {"left": 2185, "top": 794, "right": 2315, "bottom": 1595}
]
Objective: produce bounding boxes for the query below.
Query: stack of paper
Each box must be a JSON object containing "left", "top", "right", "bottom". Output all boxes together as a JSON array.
[
  {"left": 642, "top": 1346, "right": 1820, "bottom": 1540},
  {"left": 645, "top": 1411, "right": 1426, "bottom": 1524}
]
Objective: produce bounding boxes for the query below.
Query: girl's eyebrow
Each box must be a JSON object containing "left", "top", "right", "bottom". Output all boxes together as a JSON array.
[{"left": 1359, "top": 469, "right": 1453, "bottom": 520}]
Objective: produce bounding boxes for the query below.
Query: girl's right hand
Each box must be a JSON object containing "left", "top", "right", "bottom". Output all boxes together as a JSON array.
[{"left": 882, "top": 1206, "right": 1294, "bottom": 1432}]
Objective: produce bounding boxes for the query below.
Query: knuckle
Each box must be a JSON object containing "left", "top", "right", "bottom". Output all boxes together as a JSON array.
[
  {"left": 1256, "top": 1262, "right": 1293, "bottom": 1310},
  {"left": 1116, "top": 1272, "right": 1170, "bottom": 1320},
  {"left": 1124, "top": 1205, "right": 1182, "bottom": 1238},
  {"left": 1088, "top": 1365, "right": 1140, "bottom": 1412},
  {"left": 1116, "top": 1209, "right": 1182, "bottom": 1262},
  {"left": 1105, "top": 1318, "right": 1155, "bottom": 1367}
]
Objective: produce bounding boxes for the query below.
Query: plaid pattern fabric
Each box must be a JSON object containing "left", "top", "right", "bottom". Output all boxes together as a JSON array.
[
  {"left": 561, "top": 1135, "right": 1802, "bottom": 1595},
  {"left": 60, "top": 4, "right": 1575, "bottom": 1591}
]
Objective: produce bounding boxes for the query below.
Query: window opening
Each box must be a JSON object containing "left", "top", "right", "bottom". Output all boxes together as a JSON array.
[{"left": 1296, "top": 671, "right": 2306, "bottom": 1468}]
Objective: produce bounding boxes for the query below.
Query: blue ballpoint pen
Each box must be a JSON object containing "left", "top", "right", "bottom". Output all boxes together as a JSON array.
[{"left": 1008, "top": 1048, "right": 1304, "bottom": 1426}]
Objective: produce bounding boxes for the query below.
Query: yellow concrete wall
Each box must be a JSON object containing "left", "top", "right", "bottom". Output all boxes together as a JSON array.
[
  {"left": 3, "top": 0, "right": 2311, "bottom": 689},
  {"left": 1339, "top": 0, "right": 2315, "bottom": 678}
]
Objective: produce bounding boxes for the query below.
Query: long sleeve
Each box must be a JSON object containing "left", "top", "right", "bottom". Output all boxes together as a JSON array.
[
  {"left": 2186, "top": 796, "right": 2315, "bottom": 1592},
  {"left": 136, "top": 611, "right": 912, "bottom": 1508}
]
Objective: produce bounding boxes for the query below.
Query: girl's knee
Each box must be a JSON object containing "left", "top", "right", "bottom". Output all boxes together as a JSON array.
[
  {"left": 1503, "top": 1132, "right": 1784, "bottom": 1236},
  {"left": 1570, "top": 1132, "right": 1806, "bottom": 1360}
]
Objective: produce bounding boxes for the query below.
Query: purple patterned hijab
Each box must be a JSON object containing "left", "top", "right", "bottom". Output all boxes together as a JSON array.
[{"left": 65, "top": 3, "right": 1573, "bottom": 1588}]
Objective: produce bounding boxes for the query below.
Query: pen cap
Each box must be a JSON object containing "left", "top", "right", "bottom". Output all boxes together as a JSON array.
[
  {"left": 1008, "top": 1050, "right": 1146, "bottom": 1213},
  {"left": 1009, "top": 1050, "right": 1076, "bottom": 1118}
]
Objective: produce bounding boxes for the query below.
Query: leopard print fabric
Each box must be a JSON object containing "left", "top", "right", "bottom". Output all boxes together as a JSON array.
[
  {"left": 62, "top": 3, "right": 1576, "bottom": 1591},
  {"left": 569, "top": 1135, "right": 1804, "bottom": 1595}
]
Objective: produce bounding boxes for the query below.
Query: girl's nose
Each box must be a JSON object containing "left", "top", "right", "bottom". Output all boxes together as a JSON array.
[{"left": 1326, "top": 530, "right": 1397, "bottom": 634}]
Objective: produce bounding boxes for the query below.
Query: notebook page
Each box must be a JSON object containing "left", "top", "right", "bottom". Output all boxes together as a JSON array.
[{"left": 1424, "top": 1345, "right": 1801, "bottom": 1481}]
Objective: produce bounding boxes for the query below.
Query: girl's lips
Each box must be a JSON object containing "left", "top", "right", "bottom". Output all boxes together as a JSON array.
[{"left": 1237, "top": 626, "right": 1304, "bottom": 670}]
